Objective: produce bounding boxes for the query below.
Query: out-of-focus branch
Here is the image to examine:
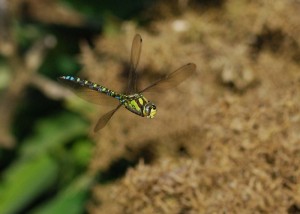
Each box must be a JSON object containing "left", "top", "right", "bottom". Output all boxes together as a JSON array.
[
  {"left": 0, "top": 19, "right": 56, "bottom": 148},
  {"left": 0, "top": 0, "right": 87, "bottom": 148},
  {"left": 9, "top": 0, "right": 85, "bottom": 27},
  {"left": 0, "top": 41, "right": 49, "bottom": 148},
  {"left": 30, "top": 74, "right": 72, "bottom": 100}
]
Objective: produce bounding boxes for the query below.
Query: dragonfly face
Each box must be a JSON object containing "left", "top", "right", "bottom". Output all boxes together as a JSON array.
[
  {"left": 58, "top": 34, "right": 196, "bottom": 131},
  {"left": 122, "top": 94, "right": 157, "bottom": 118},
  {"left": 144, "top": 102, "right": 156, "bottom": 118}
]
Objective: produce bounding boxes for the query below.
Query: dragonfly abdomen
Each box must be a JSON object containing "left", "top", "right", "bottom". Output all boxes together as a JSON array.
[{"left": 60, "top": 76, "right": 122, "bottom": 101}]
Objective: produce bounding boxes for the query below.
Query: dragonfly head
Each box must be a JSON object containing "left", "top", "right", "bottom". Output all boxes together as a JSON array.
[{"left": 143, "top": 102, "right": 156, "bottom": 119}]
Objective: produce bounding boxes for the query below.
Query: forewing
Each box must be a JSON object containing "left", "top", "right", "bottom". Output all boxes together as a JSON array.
[
  {"left": 58, "top": 77, "right": 119, "bottom": 106},
  {"left": 94, "top": 104, "right": 122, "bottom": 131},
  {"left": 140, "top": 63, "right": 196, "bottom": 93},
  {"left": 127, "top": 34, "right": 142, "bottom": 94}
]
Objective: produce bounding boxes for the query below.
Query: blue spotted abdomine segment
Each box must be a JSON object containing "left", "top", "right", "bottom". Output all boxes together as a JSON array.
[{"left": 59, "top": 76, "right": 123, "bottom": 101}]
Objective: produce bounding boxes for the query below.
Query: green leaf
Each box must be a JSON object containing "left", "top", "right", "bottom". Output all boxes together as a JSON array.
[
  {"left": 20, "top": 113, "right": 89, "bottom": 158},
  {"left": 71, "top": 139, "right": 93, "bottom": 168},
  {"left": 0, "top": 155, "right": 58, "bottom": 214},
  {"left": 29, "top": 175, "right": 93, "bottom": 214},
  {"left": 0, "top": 63, "right": 11, "bottom": 89}
]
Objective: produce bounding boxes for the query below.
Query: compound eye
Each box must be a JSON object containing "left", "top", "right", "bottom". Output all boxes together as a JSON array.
[
  {"left": 144, "top": 102, "right": 156, "bottom": 117},
  {"left": 145, "top": 106, "right": 150, "bottom": 114}
]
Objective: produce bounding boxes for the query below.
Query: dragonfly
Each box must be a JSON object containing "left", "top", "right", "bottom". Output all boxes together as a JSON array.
[{"left": 58, "top": 34, "right": 196, "bottom": 132}]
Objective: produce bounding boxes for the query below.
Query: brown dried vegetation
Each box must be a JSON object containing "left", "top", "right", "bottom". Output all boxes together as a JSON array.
[{"left": 81, "top": 0, "right": 300, "bottom": 213}]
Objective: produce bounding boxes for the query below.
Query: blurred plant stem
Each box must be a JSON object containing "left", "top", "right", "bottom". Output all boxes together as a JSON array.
[
  {"left": 0, "top": 0, "right": 89, "bottom": 148},
  {"left": 0, "top": 1, "right": 56, "bottom": 148}
]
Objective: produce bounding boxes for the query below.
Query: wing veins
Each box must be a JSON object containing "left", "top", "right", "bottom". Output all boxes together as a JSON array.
[
  {"left": 94, "top": 104, "right": 122, "bottom": 131},
  {"left": 139, "top": 63, "right": 196, "bottom": 93},
  {"left": 127, "top": 34, "right": 142, "bottom": 94}
]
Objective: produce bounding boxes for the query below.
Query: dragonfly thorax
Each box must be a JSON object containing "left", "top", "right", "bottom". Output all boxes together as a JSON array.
[{"left": 122, "top": 94, "right": 156, "bottom": 118}]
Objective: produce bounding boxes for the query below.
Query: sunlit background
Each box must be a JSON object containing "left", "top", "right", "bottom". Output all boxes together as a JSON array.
[{"left": 0, "top": 0, "right": 300, "bottom": 213}]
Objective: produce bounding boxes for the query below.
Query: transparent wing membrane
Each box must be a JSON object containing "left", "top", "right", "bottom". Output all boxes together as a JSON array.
[
  {"left": 140, "top": 63, "right": 196, "bottom": 93},
  {"left": 58, "top": 77, "right": 119, "bottom": 106},
  {"left": 94, "top": 104, "right": 122, "bottom": 131},
  {"left": 127, "top": 34, "right": 142, "bottom": 94}
]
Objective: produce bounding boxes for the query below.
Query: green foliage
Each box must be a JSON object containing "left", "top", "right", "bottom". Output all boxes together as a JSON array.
[
  {"left": 30, "top": 175, "right": 93, "bottom": 214},
  {"left": 0, "top": 155, "right": 58, "bottom": 214},
  {"left": 20, "top": 113, "right": 89, "bottom": 158},
  {"left": 0, "top": 113, "right": 91, "bottom": 214},
  {"left": 71, "top": 140, "right": 93, "bottom": 168},
  {"left": 0, "top": 62, "right": 10, "bottom": 89}
]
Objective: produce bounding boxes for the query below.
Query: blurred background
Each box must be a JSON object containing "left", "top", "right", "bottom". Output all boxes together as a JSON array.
[{"left": 0, "top": 0, "right": 300, "bottom": 213}]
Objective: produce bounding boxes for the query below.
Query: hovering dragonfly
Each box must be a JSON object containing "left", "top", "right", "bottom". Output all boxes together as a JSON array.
[{"left": 58, "top": 34, "right": 196, "bottom": 131}]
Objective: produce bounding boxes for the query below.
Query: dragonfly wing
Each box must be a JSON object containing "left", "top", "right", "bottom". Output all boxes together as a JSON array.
[
  {"left": 94, "top": 104, "right": 122, "bottom": 131},
  {"left": 140, "top": 63, "right": 196, "bottom": 93},
  {"left": 127, "top": 34, "right": 142, "bottom": 94},
  {"left": 58, "top": 77, "right": 119, "bottom": 106}
]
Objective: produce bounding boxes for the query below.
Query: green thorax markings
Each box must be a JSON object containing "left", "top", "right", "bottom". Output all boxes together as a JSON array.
[{"left": 121, "top": 94, "right": 156, "bottom": 118}]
